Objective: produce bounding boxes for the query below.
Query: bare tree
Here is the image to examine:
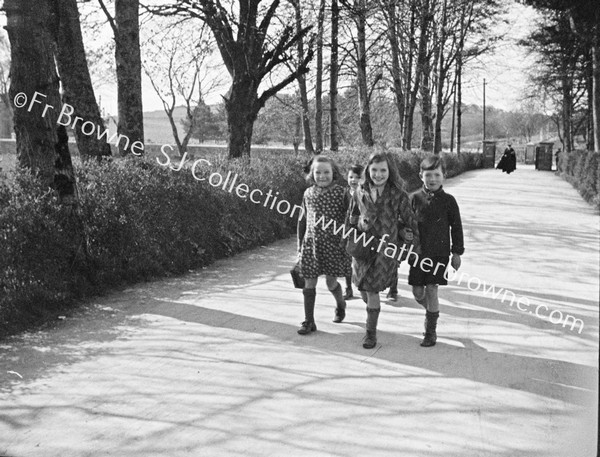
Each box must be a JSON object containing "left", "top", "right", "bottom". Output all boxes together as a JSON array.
[
  {"left": 290, "top": 0, "right": 315, "bottom": 153},
  {"left": 149, "top": 0, "right": 314, "bottom": 158},
  {"left": 143, "top": 21, "right": 221, "bottom": 157}
]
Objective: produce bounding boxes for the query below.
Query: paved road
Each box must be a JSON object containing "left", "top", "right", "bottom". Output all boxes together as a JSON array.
[{"left": 1, "top": 165, "right": 598, "bottom": 457}]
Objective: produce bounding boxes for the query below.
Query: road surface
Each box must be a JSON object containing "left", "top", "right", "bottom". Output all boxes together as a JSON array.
[{"left": 1, "top": 165, "right": 598, "bottom": 457}]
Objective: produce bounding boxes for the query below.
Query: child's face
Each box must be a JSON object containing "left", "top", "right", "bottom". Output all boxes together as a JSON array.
[
  {"left": 369, "top": 160, "right": 389, "bottom": 187},
  {"left": 421, "top": 165, "right": 444, "bottom": 191},
  {"left": 313, "top": 162, "right": 333, "bottom": 187},
  {"left": 347, "top": 171, "right": 361, "bottom": 190}
]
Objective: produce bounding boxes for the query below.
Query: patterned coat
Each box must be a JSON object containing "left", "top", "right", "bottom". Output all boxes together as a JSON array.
[
  {"left": 297, "top": 184, "right": 352, "bottom": 279},
  {"left": 349, "top": 182, "right": 420, "bottom": 292}
]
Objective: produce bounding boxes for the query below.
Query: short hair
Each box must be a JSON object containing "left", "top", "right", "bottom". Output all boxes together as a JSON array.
[
  {"left": 305, "top": 155, "right": 343, "bottom": 184},
  {"left": 364, "top": 151, "right": 404, "bottom": 190},
  {"left": 349, "top": 164, "right": 364, "bottom": 176},
  {"left": 420, "top": 155, "right": 445, "bottom": 174}
]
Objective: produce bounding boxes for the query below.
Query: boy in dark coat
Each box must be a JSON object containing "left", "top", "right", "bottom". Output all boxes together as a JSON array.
[{"left": 409, "top": 155, "right": 464, "bottom": 347}]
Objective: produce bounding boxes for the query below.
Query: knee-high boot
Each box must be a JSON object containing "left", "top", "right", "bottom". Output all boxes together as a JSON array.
[
  {"left": 330, "top": 283, "right": 346, "bottom": 323},
  {"left": 363, "top": 307, "right": 380, "bottom": 349},
  {"left": 298, "top": 288, "right": 317, "bottom": 335},
  {"left": 420, "top": 311, "right": 439, "bottom": 347}
]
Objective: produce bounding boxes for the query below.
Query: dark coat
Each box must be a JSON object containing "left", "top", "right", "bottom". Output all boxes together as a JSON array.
[{"left": 497, "top": 147, "right": 517, "bottom": 174}]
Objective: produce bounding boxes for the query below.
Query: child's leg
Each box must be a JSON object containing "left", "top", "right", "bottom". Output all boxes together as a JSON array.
[
  {"left": 386, "top": 269, "right": 398, "bottom": 299},
  {"left": 412, "top": 285, "right": 428, "bottom": 308},
  {"left": 363, "top": 291, "right": 380, "bottom": 349},
  {"left": 421, "top": 284, "right": 439, "bottom": 347},
  {"left": 344, "top": 276, "right": 353, "bottom": 299},
  {"left": 298, "top": 277, "right": 318, "bottom": 335},
  {"left": 326, "top": 275, "right": 346, "bottom": 323},
  {"left": 424, "top": 284, "right": 439, "bottom": 312}
]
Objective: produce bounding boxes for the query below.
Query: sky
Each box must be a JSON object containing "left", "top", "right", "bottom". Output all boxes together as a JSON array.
[
  {"left": 460, "top": 2, "right": 540, "bottom": 111},
  {"left": 1, "top": 0, "right": 540, "bottom": 116}
]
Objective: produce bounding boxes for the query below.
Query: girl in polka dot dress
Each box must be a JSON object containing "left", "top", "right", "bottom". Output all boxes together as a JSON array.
[{"left": 297, "top": 156, "right": 352, "bottom": 335}]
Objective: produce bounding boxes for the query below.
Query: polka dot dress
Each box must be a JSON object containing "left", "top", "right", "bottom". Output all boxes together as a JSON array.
[{"left": 299, "top": 184, "right": 352, "bottom": 279}]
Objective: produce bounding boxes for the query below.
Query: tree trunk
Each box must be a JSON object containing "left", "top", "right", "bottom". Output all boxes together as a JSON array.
[
  {"left": 432, "top": 0, "right": 448, "bottom": 155},
  {"left": 55, "top": 0, "right": 111, "bottom": 160},
  {"left": 420, "top": 56, "right": 434, "bottom": 152},
  {"left": 115, "top": 0, "right": 144, "bottom": 155},
  {"left": 593, "top": 34, "right": 600, "bottom": 152},
  {"left": 225, "top": 77, "right": 260, "bottom": 158},
  {"left": 6, "top": 0, "right": 62, "bottom": 187},
  {"left": 355, "top": 0, "right": 374, "bottom": 146},
  {"left": 403, "top": 0, "right": 431, "bottom": 151},
  {"left": 330, "top": 0, "right": 340, "bottom": 151},
  {"left": 314, "top": 0, "right": 325, "bottom": 152},
  {"left": 385, "top": 0, "right": 405, "bottom": 145},
  {"left": 561, "top": 71, "right": 573, "bottom": 152},
  {"left": 292, "top": 0, "right": 314, "bottom": 153}
]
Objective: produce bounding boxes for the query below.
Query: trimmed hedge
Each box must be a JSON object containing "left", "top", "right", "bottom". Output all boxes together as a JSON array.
[
  {"left": 0, "top": 148, "right": 481, "bottom": 337},
  {"left": 560, "top": 150, "right": 600, "bottom": 208}
]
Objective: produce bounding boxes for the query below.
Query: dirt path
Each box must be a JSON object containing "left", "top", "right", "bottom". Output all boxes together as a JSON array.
[{"left": 1, "top": 165, "right": 598, "bottom": 457}]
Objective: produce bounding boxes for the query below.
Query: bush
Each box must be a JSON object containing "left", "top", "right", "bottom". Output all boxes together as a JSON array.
[
  {"left": 561, "top": 150, "right": 600, "bottom": 208},
  {"left": 0, "top": 148, "right": 481, "bottom": 337}
]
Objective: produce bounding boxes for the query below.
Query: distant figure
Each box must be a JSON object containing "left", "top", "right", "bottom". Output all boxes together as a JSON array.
[
  {"left": 555, "top": 148, "right": 562, "bottom": 172},
  {"left": 497, "top": 143, "right": 517, "bottom": 174}
]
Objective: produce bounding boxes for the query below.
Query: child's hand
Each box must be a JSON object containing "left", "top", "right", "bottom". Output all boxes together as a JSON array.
[{"left": 451, "top": 253, "right": 461, "bottom": 270}]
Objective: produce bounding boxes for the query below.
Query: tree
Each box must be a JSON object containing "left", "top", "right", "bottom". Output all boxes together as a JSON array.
[
  {"left": 330, "top": 0, "right": 340, "bottom": 151},
  {"left": 150, "top": 0, "right": 314, "bottom": 158},
  {"left": 143, "top": 20, "right": 221, "bottom": 156},
  {"left": 98, "top": 0, "right": 144, "bottom": 155},
  {"left": 55, "top": 0, "right": 111, "bottom": 159},
  {"left": 314, "top": 0, "right": 326, "bottom": 152},
  {"left": 290, "top": 0, "right": 314, "bottom": 153},
  {"left": 522, "top": 0, "right": 598, "bottom": 152}
]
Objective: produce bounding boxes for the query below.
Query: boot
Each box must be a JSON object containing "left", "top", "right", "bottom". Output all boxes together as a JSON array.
[
  {"left": 363, "top": 307, "right": 380, "bottom": 349},
  {"left": 298, "top": 288, "right": 317, "bottom": 335},
  {"left": 344, "top": 277, "right": 354, "bottom": 300},
  {"left": 331, "top": 283, "right": 347, "bottom": 323},
  {"left": 420, "top": 311, "right": 439, "bottom": 347},
  {"left": 386, "top": 285, "right": 398, "bottom": 300}
]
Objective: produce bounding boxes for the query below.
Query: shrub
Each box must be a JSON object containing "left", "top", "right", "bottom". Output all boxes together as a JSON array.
[{"left": 561, "top": 150, "right": 600, "bottom": 209}]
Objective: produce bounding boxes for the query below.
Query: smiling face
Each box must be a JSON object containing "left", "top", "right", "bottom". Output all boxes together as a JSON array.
[
  {"left": 313, "top": 161, "right": 334, "bottom": 188},
  {"left": 347, "top": 171, "right": 361, "bottom": 190},
  {"left": 368, "top": 160, "right": 389, "bottom": 188},
  {"left": 420, "top": 165, "right": 444, "bottom": 191}
]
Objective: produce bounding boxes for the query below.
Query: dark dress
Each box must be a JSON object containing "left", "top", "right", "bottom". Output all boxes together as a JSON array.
[
  {"left": 349, "top": 182, "right": 420, "bottom": 292},
  {"left": 297, "top": 184, "right": 352, "bottom": 279},
  {"left": 497, "top": 147, "right": 517, "bottom": 174}
]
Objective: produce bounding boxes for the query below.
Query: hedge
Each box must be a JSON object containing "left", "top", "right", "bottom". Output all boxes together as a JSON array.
[
  {"left": 0, "top": 148, "right": 482, "bottom": 337},
  {"left": 560, "top": 150, "right": 600, "bottom": 208}
]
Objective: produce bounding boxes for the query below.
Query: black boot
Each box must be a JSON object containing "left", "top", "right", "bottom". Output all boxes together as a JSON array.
[
  {"left": 363, "top": 307, "right": 380, "bottom": 349},
  {"left": 298, "top": 288, "right": 317, "bottom": 335},
  {"left": 331, "top": 283, "right": 347, "bottom": 323},
  {"left": 344, "top": 276, "right": 354, "bottom": 300},
  {"left": 420, "top": 311, "right": 439, "bottom": 347},
  {"left": 386, "top": 285, "right": 398, "bottom": 300}
]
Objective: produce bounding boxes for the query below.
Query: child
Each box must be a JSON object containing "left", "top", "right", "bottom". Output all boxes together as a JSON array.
[
  {"left": 349, "top": 152, "right": 420, "bottom": 349},
  {"left": 297, "top": 155, "right": 352, "bottom": 334},
  {"left": 409, "top": 155, "right": 464, "bottom": 347},
  {"left": 343, "top": 164, "right": 364, "bottom": 300}
]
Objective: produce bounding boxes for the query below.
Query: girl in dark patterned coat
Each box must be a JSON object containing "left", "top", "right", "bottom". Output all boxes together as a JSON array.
[
  {"left": 297, "top": 156, "right": 352, "bottom": 335},
  {"left": 349, "top": 152, "right": 420, "bottom": 349}
]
